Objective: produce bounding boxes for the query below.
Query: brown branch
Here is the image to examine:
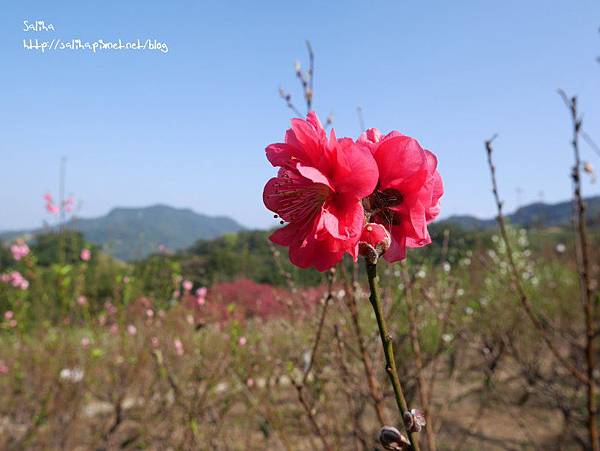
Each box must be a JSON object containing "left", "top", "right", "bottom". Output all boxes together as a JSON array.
[
  {"left": 484, "top": 135, "right": 590, "bottom": 386},
  {"left": 558, "top": 90, "right": 599, "bottom": 451},
  {"left": 292, "top": 269, "right": 335, "bottom": 451},
  {"left": 401, "top": 263, "right": 437, "bottom": 451}
]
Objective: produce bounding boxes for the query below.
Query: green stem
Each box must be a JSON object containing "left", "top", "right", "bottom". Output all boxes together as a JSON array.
[{"left": 366, "top": 261, "right": 421, "bottom": 451}]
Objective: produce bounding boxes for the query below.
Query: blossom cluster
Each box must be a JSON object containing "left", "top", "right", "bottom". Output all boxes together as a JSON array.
[
  {"left": 10, "top": 239, "right": 30, "bottom": 261},
  {"left": 0, "top": 271, "right": 29, "bottom": 290},
  {"left": 263, "top": 112, "right": 443, "bottom": 271},
  {"left": 44, "top": 193, "right": 75, "bottom": 215}
]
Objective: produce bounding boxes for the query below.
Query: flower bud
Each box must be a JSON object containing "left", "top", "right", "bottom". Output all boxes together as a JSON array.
[
  {"left": 404, "top": 408, "right": 426, "bottom": 433},
  {"left": 379, "top": 426, "right": 410, "bottom": 450},
  {"left": 359, "top": 223, "right": 391, "bottom": 264}
]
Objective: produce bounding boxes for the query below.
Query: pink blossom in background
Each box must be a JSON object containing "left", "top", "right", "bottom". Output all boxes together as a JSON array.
[
  {"left": 127, "top": 324, "right": 137, "bottom": 336},
  {"left": 0, "top": 360, "right": 9, "bottom": 375},
  {"left": 45, "top": 202, "right": 59, "bottom": 214},
  {"left": 238, "top": 336, "right": 247, "bottom": 347},
  {"left": 77, "top": 295, "right": 88, "bottom": 306},
  {"left": 4, "top": 311, "right": 14, "bottom": 321},
  {"left": 174, "top": 338, "right": 184, "bottom": 356},
  {"left": 246, "top": 378, "right": 255, "bottom": 388},
  {"left": 43, "top": 193, "right": 53, "bottom": 203},
  {"left": 10, "top": 239, "right": 30, "bottom": 261},
  {"left": 195, "top": 287, "right": 207, "bottom": 306},
  {"left": 62, "top": 196, "right": 75, "bottom": 213},
  {"left": 146, "top": 309, "right": 154, "bottom": 318},
  {"left": 182, "top": 280, "right": 193, "bottom": 292},
  {"left": 263, "top": 112, "right": 379, "bottom": 271},
  {"left": 80, "top": 248, "right": 91, "bottom": 262},
  {"left": 8, "top": 320, "right": 17, "bottom": 328},
  {"left": 81, "top": 337, "right": 90, "bottom": 349},
  {"left": 104, "top": 301, "right": 117, "bottom": 316},
  {"left": 151, "top": 336, "right": 160, "bottom": 349},
  {"left": 123, "top": 276, "right": 130, "bottom": 284},
  {"left": 1, "top": 271, "right": 29, "bottom": 290},
  {"left": 109, "top": 324, "right": 119, "bottom": 334}
]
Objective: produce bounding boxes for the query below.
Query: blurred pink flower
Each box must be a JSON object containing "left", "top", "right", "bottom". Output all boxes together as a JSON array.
[
  {"left": 182, "top": 280, "right": 193, "bottom": 292},
  {"left": 0, "top": 360, "right": 8, "bottom": 375},
  {"left": 104, "top": 301, "right": 117, "bottom": 316},
  {"left": 109, "top": 324, "right": 119, "bottom": 334},
  {"left": 8, "top": 320, "right": 17, "bottom": 328},
  {"left": 195, "top": 287, "right": 207, "bottom": 306},
  {"left": 43, "top": 193, "right": 53, "bottom": 203},
  {"left": 246, "top": 378, "right": 255, "bottom": 388},
  {"left": 174, "top": 338, "right": 184, "bottom": 356},
  {"left": 1, "top": 271, "right": 29, "bottom": 290},
  {"left": 146, "top": 309, "right": 154, "bottom": 318},
  {"left": 238, "top": 336, "right": 247, "bottom": 347},
  {"left": 151, "top": 336, "right": 160, "bottom": 349},
  {"left": 127, "top": 324, "right": 137, "bottom": 336},
  {"left": 63, "top": 196, "right": 75, "bottom": 213},
  {"left": 81, "top": 337, "right": 90, "bottom": 348},
  {"left": 4, "top": 311, "right": 14, "bottom": 321},
  {"left": 123, "top": 276, "right": 130, "bottom": 284},
  {"left": 77, "top": 295, "right": 88, "bottom": 306},
  {"left": 46, "top": 203, "right": 59, "bottom": 214},
  {"left": 10, "top": 239, "right": 30, "bottom": 261},
  {"left": 80, "top": 248, "right": 91, "bottom": 262}
]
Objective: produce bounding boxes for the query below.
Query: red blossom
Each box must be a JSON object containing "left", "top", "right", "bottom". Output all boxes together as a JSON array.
[{"left": 263, "top": 112, "right": 378, "bottom": 271}]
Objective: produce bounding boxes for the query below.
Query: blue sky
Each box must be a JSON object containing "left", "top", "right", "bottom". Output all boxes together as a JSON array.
[{"left": 1, "top": 1, "right": 599, "bottom": 230}]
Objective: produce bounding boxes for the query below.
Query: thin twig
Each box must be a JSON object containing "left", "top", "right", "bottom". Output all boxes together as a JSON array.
[
  {"left": 401, "top": 262, "right": 437, "bottom": 451},
  {"left": 558, "top": 90, "right": 599, "bottom": 451},
  {"left": 484, "top": 135, "right": 590, "bottom": 386}
]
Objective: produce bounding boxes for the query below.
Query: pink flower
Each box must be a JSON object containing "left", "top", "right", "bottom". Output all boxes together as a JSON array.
[
  {"left": 1, "top": 272, "right": 29, "bottom": 290},
  {"left": 127, "top": 324, "right": 137, "bottom": 336},
  {"left": 4, "top": 311, "right": 14, "bottom": 321},
  {"left": 63, "top": 196, "right": 75, "bottom": 213},
  {"left": 10, "top": 239, "right": 30, "bottom": 261},
  {"left": 195, "top": 287, "right": 207, "bottom": 306},
  {"left": 246, "top": 377, "right": 255, "bottom": 388},
  {"left": 263, "top": 112, "right": 379, "bottom": 271},
  {"left": 80, "top": 248, "right": 91, "bottom": 262},
  {"left": 359, "top": 129, "right": 443, "bottom": 262},
  {"left": 174, "top": 338, "right": 184, "bottom": 356},
  {"left": 182, "top": 280, "right": 193, "bottom": 292},
  {"left": 46, "top": 203, "right": 59, "bottom": 214},
  {"left": 146, "top": 309, "right": 154, "bottom": 318},
  {"left": 77, "top": 295, "right": 88, "bottom": 306},
  {"left": 123, "top": 276, "right": 130, "bottom": 284},
  {"left": 238, "top": 336, "right": 247, "bottom": 347},
  {"left": 109, "top": 324, "right": 119, "bottom": 334},
  {"left": 0, "top": 360, "right": 9, "bottom": 375},
  {"left": 81, "top": 337, "right": 90, "bottom": 348},
  {"left": 43, "top": 193, "right": 53, "bottom": 203}
]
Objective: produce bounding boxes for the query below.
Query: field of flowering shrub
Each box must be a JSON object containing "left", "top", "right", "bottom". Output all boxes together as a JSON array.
[{"left": 0, "top": 219, "right": 598, "bottom": 449}]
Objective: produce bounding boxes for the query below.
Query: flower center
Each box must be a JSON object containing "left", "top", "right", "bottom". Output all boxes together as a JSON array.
[{"left": 271, "top": 175, "right": 330, "bottom": 223}]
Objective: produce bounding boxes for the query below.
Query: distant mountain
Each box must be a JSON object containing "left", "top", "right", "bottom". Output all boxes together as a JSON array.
[
  {"left": 0, "top": 205, "right": 244, "bottom": 261},
  {"left": 443, "top": 195, "right": 600, "bottom": 230}
]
